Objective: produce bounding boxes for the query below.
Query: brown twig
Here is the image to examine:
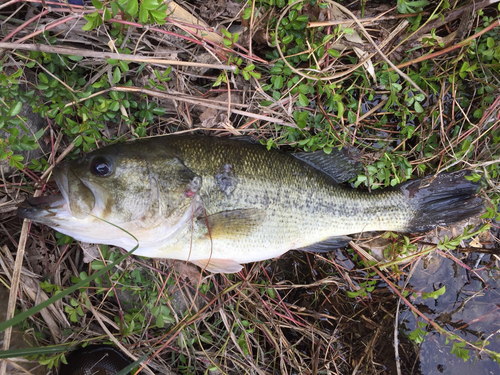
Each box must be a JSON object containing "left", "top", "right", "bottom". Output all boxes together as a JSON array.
[
  {"left": 0, "top": 42, "right": 237, "bottom": 71},
  {"left": 307, "top": 11, "right": 426, "bottom": 28},
  {"left": 393, "top": 19, "right": 500, "bottom": 70},
  {"left": 407, "top": 0, "right": 499, "bottom": 40},
  {"left": 0, "top": 9, "right": 49, "bottom": 43}
]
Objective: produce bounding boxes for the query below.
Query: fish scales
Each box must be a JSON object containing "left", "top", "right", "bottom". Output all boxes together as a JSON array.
[
  {"left": 18, "top": 135, "right": 484, "bottom": 273},
  {"left": 169, "top": 136, "right": 413, "bottom": 231}
]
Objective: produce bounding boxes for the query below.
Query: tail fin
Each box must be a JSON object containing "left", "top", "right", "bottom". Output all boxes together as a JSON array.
[{"left": 401, "top": 171, "right": 484, "bottom": 232}]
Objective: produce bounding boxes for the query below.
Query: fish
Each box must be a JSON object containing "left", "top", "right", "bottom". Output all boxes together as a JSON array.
[{"left": 18, "top": 135, "right": 484, "bottom": 273}]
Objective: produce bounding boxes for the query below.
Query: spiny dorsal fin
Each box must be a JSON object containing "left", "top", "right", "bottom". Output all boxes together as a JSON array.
[
  {"left": 298, "top": 236, "right": 352, "bottom": 253},
  {"left": 293, "top": 148, "right": 361, "bottom": 183},
  {"left": 199, "top": 208, "right": 266, "bottom": 239}
]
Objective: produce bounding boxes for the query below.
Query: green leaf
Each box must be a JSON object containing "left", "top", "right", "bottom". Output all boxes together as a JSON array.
[
  {"left": 414, "top": 93, "right": 425, "bottom": 101},
  {"left": 296, "top": 111, "right": 309, "bottom": 122},
  {"left": 151, "top": 107, "right": 165, "bottom": 115},
  {"left": 109, "top": 101, "right": 120, "bottom": 111},
  {"left": 139, "top": 4, "right": 149, "bottom": 23},
  {"left": 8, "top": 102, "right": 22, "bottom": 117},
  {"left": 298, "top": 84, "right": 309, "bottom": 94},
  {"left": 34, "top": 128, "right": 45, "bottom": 140},
  {"left": 82, "top": 12, "right": 103, "bottom": 31},
  {"left": 298, "top": 93, "right": 309, "bottom": 106},
  {"left": 408, "top": 0, "right": 429, "bottom": 8},
  {"left": 346, "top": 290, "right": 365, "bottom": 298},
  {"left": 150, "top": 10, "right": 167, "bottom": 24},
  {"left": 142, "top": 0, "right": 159, "bottom": 9},
  {"left": 391, "top": 83, "right": 402, "bottom": 92},
  {"left": 110, "top": 1, "right": 119, "bottom": 14},
  {"left": 337, "top": 101, "right": 344, "bottom": 118},
  {"left": 39, "top": 72, "right": 49, "bottom": 84},
  {"left": 273, "top": 75, "right": 283, "bottom": 90},
  {"left": 242, "top": 8, "right": 252, "bottom": 20},
  {"left": 125, "top": 0, "right": 138, "bottom": 15},
  {"left": 0, "top": 346, "right": 71, "bottom": 360},
  {"left": 282, "top": 35, "right": 294, "bottom": 44},
  {"left": 118, "top": 60, "right": 129, "bottom": 72},
  {"left": 326, "top": 49, "right": 340, "bottom": 58},
  {"left": 112, "top": 67, "right": 121, "bottom": 84},
  {"left": 270, "top": 66, "right": 282, "bottom": 75},
  {"left": 68, "top": 55, "right": 84, "bottom": 62},
  {"left": 450, "top": 342, "right": 469, "bottom": 361},
  {"left": 103, "top": 7, "right": 112, "bottom": 21},
  {"left": 9, "top": 154, "right": 24, "bottom": 169},
  {"left": 266, "top": 288, "right": 276, "bottom": 299},
  {"left": 249, "top": 71, "right": 261, "bottom": 79}
]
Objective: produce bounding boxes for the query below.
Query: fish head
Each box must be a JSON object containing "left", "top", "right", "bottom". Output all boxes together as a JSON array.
[{"left": 18, "top": 140, "right": 201, "bottom": 249}]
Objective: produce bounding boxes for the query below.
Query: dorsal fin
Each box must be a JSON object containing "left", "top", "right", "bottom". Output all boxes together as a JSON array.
[{"left": 293, "top": 148, "right": 362, "bottom": 183}]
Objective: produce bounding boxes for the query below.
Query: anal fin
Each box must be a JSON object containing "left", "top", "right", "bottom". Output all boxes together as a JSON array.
[
  {"left": 298, "top": 236, "right": 352, "bottom": 253},
  {"left": 191, "top": 259, "right": 243, "bottom": 273}
]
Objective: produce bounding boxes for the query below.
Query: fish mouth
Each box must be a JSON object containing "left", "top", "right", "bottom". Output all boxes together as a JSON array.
[
  {"left": 17, "top": 193, "right": 67, "bottom": 221},
  {"left": 18, "top": 163, "right": 93, "bottom": 222}
]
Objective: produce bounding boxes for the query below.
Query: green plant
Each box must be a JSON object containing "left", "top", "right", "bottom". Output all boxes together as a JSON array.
[
  {"left": 0, "top": 68, "right": 44, "bottom": 169},
  {"left": 84, "top": 0, "right": 168, "bottom": 31},
  {"left": 37, "top": 352, "right": 68, "bottom": 370},
  {"left": 213, "top": 30, "right": 262, "bottom": 86},
  {"left": 65, "top": 297, "right": 85, "bottom": 323},
  {"left": 346, "top": 271, "right": 378, "bottom": 298},
  {"left": 145, "top": 67, "right": 172, "bottom": 91},
  {"left": 353, "top": 153, "right": 414, "bottom": 189},
  {"left": 397, "top": 0, "right": 429, "bottom": 14},
  {"left": 407, "top": 320, "right": 429, "bottom": 344}
]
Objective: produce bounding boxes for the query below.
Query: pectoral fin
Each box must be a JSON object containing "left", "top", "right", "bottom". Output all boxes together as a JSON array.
[
  {"left": 191, "top": 259, "right": 243, "bottom": 273},
  {"left": 298, "top": 236, "right": 352, "bottom": 253},
  {"left": 200, "top": 209, "right": 266, "bottom": 239}
]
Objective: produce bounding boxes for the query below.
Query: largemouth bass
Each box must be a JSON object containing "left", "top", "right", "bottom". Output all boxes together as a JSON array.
[{"left": 18, "top": 135, "right": 484, "bottom": 273}]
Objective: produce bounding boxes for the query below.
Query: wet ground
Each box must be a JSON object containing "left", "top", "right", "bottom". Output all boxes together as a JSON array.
[
  {"left": 401, "top": 251, "right": 500, "bottom": 375},
  {"left": 273, "top": 238, "right": 500, "bottom": 374}
]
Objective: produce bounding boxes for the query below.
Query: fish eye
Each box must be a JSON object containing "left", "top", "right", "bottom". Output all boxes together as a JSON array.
[{"left": 91, "top": 158, "right": 113, "bottom": 177}]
